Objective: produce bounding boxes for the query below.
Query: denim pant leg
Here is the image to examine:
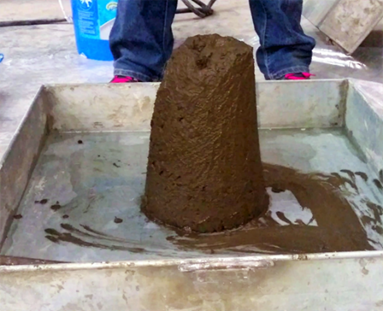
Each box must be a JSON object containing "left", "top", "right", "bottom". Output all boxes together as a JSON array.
[
  {"left": 249, "top": 0, "right": 316, "bottom": 80},
  {"left": 110, "top": 0, "right": 178, "bottom": 82}
]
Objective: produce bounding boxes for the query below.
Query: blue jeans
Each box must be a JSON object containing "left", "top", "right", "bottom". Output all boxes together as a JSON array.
[{"left": 110, "top": 0, "right": 316, "bottom": 81}]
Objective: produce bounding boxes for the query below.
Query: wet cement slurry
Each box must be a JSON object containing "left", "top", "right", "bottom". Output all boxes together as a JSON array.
[
  {"left": 168, "top": 164, "right": 375, "bottom": 253},
  {"left": 45, "top": 224, "right": 144, "bottom": 253},
  {"left": 44, "top": 164, "right": 381, "bottom": 255},
  {"left": 142, "top": 34, "right": 268, "bottom": 233}
]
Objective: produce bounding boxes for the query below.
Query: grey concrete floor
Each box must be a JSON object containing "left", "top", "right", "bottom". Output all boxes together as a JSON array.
[
  {"left": 0, "top": 0, "right": 382, "bottom": 159},
  {"left": 0, "top": 0, "right": 68, "bottom": 22}
]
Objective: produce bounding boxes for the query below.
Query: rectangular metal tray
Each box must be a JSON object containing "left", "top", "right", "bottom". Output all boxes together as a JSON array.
[{"left": 1, "top": 79, "right": 383, "bottom": 310}]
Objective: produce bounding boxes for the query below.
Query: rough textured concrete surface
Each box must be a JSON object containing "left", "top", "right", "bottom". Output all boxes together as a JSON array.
[{"left": 143, "top": 34, "right": 268, "bottom": 233}]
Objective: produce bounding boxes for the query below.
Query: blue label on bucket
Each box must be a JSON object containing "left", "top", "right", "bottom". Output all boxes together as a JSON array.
[
  {"left": 98, "top": 0, "right": 118, "bottom": 40},
  {"left": 98, "top": 1, "right": 117, "bottom": 26},
  {"left": 75, "top": 0, "right": 117, "bottom": 40},
  {"left": 76, "top": 0, "right": 99, "bottom": 37}
]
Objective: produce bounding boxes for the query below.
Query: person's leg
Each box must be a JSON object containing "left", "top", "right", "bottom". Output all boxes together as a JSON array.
[
  {"left": 110, "top": 0, "right": 178, "bottom": 82},
  {"left": 249, "top": 0, "right": 316, "bottom": 80}
]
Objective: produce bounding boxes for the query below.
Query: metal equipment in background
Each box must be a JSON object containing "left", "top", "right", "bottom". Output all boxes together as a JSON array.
[{"left": 177, "top": 0, "right": 217, "bottom": 18}]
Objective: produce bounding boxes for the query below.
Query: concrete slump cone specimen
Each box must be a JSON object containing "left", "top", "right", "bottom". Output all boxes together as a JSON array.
[{"left": 142, "top": 34, "right": 268, "bottom": 233}]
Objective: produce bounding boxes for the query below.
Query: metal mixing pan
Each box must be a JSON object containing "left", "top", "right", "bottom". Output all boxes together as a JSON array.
[{"left": 1, "top": 79, "right": 383, "bottom": 310}]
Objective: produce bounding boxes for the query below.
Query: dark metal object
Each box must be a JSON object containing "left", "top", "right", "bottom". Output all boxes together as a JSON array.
[
  {"left": 177, "top": 0, "right": 217, "bottom": 18},
  {"left": 0, "top": 19, "right": 67, "bottom": 27}
]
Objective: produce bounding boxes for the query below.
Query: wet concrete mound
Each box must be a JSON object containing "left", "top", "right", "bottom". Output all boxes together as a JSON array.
[{"left": 142, "top": 34, "right": 268, "bottom": 233}]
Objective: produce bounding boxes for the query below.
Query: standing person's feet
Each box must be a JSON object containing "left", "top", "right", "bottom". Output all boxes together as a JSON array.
[
  {"left": 110, "top": 76, "right": 141, "bottom": 83},
  {"left": 284, "top": 72, "right": 314, "bottom": 80}
]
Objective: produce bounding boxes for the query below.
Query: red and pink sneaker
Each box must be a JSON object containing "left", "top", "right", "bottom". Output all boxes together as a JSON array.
[
  {"left": 284, "top": 72, "right": 314, "bottom": 80},
  {"left": 110, "top": 76, "right": 141, "bottom": 83}
]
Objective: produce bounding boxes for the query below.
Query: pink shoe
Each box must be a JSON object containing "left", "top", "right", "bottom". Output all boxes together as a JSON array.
[
  {"left": 110, "top": 76, "right": 141, "bottom": 83},
  {"left": 284, "top": 72, "right": 314, "bottom": 80}
]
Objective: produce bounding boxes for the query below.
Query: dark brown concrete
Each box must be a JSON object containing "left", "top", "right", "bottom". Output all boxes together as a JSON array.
[{"left": 142, "top": 34, "right": 268, "bottom": 233}]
